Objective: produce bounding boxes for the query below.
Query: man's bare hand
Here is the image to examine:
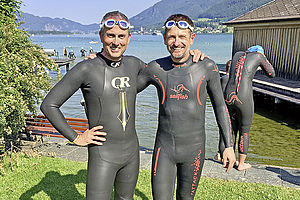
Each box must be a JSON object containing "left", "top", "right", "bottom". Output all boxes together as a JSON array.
[
  {"left": 84, "top": 53, "right": 97, "bottom": 60},
  {"left": 189, "top": 49, "right": 208, "bottom": 62},
  {"left": 222, "top": 147, "right": 236, "bottom": 172},
  {"left": 73, "top": 125, "right": 106, "bottom": 146}
]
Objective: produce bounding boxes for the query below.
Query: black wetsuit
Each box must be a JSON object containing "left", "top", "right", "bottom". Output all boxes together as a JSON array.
[
  {"left": 41, "top": 53, "right": 145, "bottom": 200},
  {"left": 137, "top": 56, "right": 232, "bottom": 200},
  {"left": 219, "top": 51, "right": 275, "bottom": 155}
]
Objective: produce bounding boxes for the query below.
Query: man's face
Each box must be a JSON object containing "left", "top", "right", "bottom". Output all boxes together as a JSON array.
[
  {"left": 100, "top": 19, "right": 131, "bottom": 61},
  {"left": 164, "top": 26, "right": 195, "bottom": 63}
]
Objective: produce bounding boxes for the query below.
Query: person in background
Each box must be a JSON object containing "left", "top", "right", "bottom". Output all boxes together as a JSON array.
[
  {"left": 214, "top": 59, "right": 231, "bottom": 162},
  {"left": 219, "top": 45, "right": 275, "bottom": 171},
  {"left": 68, "top": 49, "right": 76, "bottom": 59},
  {"left": 63, "top": 47, "right": 67, "bottom": 56},
  {"left": 89, "top": 46, "right": 94, "bottom": 54},
  {"left": 80, "top": 47, "right": 87, "bottom": 57}
]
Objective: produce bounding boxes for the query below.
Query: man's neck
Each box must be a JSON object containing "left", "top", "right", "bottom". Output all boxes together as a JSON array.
[
  {"left": 98, "top": 52, "right": 122, "bottom": 68},
  {"left": 171, "top": 54, "right": 190, "bottom": 64}
]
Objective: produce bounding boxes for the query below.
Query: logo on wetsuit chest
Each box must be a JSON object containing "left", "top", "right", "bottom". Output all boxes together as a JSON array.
[
  {"left": 111, "top": 76, "right": 131, "bottom": 132},
  {"left": 111, "top": 77, "right": 130, "bottom": 89},
  {"left": 169, "top": 84, "right": 190, "bottom": 100}
]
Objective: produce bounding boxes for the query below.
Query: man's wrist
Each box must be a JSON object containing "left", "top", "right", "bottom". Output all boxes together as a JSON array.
[{"left": 73, "top": 135, "right": 80, "bottom": 143}]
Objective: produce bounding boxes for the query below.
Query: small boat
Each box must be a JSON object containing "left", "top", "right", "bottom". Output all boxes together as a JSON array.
[{"left": 89, "top": 41, "right": 98, "bottom": 44}]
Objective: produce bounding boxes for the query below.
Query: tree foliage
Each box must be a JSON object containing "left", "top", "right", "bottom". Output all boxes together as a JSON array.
[{"left": 0, "top": 0, "right": 55, "bottom": 152}]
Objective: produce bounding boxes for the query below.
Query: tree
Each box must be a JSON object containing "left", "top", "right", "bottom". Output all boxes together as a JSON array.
[{"left": 0, "top": 0, "right": 55, "bottom": 153}]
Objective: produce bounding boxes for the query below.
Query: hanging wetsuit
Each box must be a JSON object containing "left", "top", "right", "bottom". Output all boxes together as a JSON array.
[
  {"left": 137, "top": 55, "right": 233, "bottom": 200},
  {"left": 41, "top": 53, "right": 145, "bottom": 200},
  {"left": 219, "top": 51, "right": 275, "bottom": 155}
]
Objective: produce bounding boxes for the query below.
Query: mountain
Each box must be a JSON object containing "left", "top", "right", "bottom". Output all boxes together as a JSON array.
[
  {"left": 129, "top": 0, "right": 273, "bottom": 28},
  {"left": 19, "top": 13, "right": 99, "bottom": 34},
  {"left": 129, "top": 0, "right": 222, "bottom": 28}
]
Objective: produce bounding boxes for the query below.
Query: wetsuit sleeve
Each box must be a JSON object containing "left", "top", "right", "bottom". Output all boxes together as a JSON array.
[
  {"left": 40, "top": 62, "right": 88, "bottom": 141},
  {"left": 137, "top": 63, "right": 152, "bottom": 93},
  {"left": 207, "top": 64, "right": 232, "bottom": 148},
  {"left": 259, "top": 54, "right": 275, "bottom": 78}
]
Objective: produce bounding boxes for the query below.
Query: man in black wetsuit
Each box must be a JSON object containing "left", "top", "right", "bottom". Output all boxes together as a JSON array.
[
  {"left": 41, "top": 11, "right": 205, "bottom": 200},
  {"left": 41, "top": 11, "right": 146, "bottom": 200},
  {"left": 137, "top": 14, "right": 236, "bottom": 200},
  {"left": 219, "top": 45, "right": 275, "bottom": 171}
]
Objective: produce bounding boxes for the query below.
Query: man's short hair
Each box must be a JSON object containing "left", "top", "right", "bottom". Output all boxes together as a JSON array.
[
  {"left": 164, "top": 14, "right": 194, "bottom": 32},
  {"left": 101, "top": 11, "right": 129, "bottom": 24}
]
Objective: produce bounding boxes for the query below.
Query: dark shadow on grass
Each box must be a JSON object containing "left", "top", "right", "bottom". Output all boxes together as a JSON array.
[
  {"left": 266, "top": 167, "right": 300, "bottom": 186},
  {"left": 20, "top": 169, "right": 86, "bottom": 200},
  {"left": 110, "top": 188, "right": 150, "bottom": 200},
  {"left": 135, "top": 188, "right": 149, "bottom": 200}
]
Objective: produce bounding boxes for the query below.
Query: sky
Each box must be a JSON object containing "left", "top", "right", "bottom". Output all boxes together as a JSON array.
[{"left": 20, "top": 0, "right": 161, "bottom": 25}]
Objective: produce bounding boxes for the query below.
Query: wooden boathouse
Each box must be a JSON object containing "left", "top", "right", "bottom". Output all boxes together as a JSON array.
[{"left": 224, "top": 0, "right": 300, "bottom": 104}]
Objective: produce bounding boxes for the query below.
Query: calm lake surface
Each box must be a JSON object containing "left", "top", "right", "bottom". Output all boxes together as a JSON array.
[{"left": 31, "top": 34, "right": 300, "bottom": 168}]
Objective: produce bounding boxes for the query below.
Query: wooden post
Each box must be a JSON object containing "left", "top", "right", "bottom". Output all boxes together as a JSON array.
[{"left": 66, "top": 63, "right": 70, "bottom": 72}]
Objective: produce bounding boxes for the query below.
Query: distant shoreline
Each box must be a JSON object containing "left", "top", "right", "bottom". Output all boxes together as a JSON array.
[{"left": 28, "top": 31, "right": 233, "bottom": 36}]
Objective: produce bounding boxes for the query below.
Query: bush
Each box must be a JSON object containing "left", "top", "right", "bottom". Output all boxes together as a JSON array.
[{"left": 0, "top": 1, "right": 55, "bottom": 153}]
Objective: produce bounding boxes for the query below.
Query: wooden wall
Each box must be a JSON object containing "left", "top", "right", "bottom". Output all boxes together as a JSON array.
[{"left": 231, "top": 21, "right": 300, "bottom": 81}]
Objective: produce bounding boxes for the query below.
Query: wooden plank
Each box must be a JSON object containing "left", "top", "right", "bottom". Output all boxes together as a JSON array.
[
  {"left": 253, "top": 87, "right": 300, "bottom": 104},
  {"left": 25, "top": 115, "right": 87, "bottom": 138}
]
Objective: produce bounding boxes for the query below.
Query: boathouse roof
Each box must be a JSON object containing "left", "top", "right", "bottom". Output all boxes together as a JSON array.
[{"left": 226, "top": 0, "right": 300, "bottom": 25}]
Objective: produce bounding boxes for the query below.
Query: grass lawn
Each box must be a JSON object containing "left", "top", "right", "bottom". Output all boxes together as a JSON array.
[{"left": 0, "top": 152, "right": 299, "bottom": 200}]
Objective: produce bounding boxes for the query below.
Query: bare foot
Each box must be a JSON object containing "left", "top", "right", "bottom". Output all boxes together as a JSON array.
[
  {"left": 213, "top": 153, "right": 221, "bottom": 161},
  {"left": 237, "top": 162, "right": 251, "bottom": 171}
]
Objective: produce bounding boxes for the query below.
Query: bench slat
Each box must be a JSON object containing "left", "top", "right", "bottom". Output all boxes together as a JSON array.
[{"left": 25, "top": 115, "right": 87, "bottom": 138}]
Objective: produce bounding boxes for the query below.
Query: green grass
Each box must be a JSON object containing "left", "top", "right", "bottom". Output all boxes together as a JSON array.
[{"left": 0, "top": 153, "right": 299, "bottom": 200}]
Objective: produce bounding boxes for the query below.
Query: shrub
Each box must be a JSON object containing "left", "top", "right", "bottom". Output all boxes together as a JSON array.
[{"left": 0, "top": 0, "right": 55, "bottom": 152}]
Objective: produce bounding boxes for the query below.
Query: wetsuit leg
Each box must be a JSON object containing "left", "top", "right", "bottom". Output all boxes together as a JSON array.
[
  {"left": 237, "top": 99, "right": 253, "bottom": 155},
  {"left": 176, "top": 149, "right": 205, "bottom": 200},
  {"left": 152, "top": 145, "right": 176, "bottom": 200},
  {"left": 86, "top": 147, "right": 117, "bottom": 199},
  {"left": 114, "top": 150, "right": 139, "bottom": 200}
]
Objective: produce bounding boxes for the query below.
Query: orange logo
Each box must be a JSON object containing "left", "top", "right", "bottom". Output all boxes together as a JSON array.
[{"left": 170, "top": 84, "right": 190, "bottom": 100}]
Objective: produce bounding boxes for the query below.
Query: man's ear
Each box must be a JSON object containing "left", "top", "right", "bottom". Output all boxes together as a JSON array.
[
  {"left": 163, "top": 32, "right": 167, "bottom": 45},
  {"left": 190, "top": 33, "right": 195, "bottom": 45},
  {"left": 99, "top": 30, "right": 103, "bottom": 43}
]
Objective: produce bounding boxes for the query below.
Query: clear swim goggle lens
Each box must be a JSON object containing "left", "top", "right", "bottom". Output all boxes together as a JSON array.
[
  {"left": 165, "top": 20, "right": 194, "bottom": 32},
  {"left": 100, "top": 19, "right": 131, "bottom": 29}
]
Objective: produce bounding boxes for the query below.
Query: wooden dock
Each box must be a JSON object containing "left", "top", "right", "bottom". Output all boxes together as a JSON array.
[{"left": 53, "top": 58, "right": 75, "bottom": 72}]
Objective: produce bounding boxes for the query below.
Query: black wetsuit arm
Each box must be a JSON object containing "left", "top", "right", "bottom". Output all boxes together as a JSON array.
[
  {"left": 207, "top": 65, "right": 232, "bottom": 148},
  {"left": 40, "top": 63, "right": 87, "bottom": 141},
  {"left": 259, "top": 54, "right": 275, "bottom": 78},
  {"left": 137, "top": 64, "right": 152, "bottom": 93}
]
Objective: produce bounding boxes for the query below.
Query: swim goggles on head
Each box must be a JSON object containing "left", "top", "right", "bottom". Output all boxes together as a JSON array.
[
  {"left": 100, "top": 19, "right": 132, "bottom": 29},
  {"left": 164, "top": 20, "right": 194, "bottom": 32}
]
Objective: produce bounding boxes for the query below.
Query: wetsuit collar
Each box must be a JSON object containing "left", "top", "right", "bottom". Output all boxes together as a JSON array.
[
  {"left": 171, "top": 55, "right": 192, "bottom": 68},
  {"left": 97, "top": 52, "right": 122, "bottom": 68}
]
